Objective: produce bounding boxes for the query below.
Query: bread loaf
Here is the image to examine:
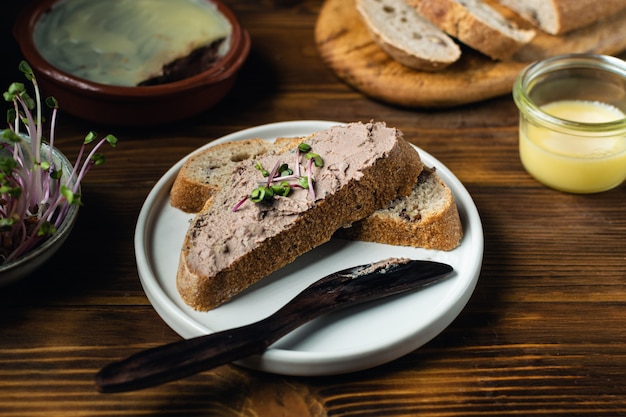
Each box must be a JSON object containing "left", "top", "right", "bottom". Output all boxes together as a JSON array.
[
  {"left": 356, "top": 0, "right": 461, "bottom": 71},
  {"left": 336, "top": 166, "right": 462, "bottom": 250},
  {"left": 176, "top": 121, "right": 423, "bottom": 311},
  {"left": 497, "top": 0, "right": 626, "bottom": 35},
  {"left": 407, "top": 0, "right": 536, "bottom": 61}
]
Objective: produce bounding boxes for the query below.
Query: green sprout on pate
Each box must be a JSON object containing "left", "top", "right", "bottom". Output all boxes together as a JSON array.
[
  {"left": 233, "top": 142, "right": 324, "bottom": 211},
  {"left": 0, "top": 61, "right": 118, "bottom": 264}
]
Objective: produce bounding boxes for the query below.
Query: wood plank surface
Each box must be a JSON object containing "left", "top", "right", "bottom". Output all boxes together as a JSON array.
[{"left": 1, "top": 1, "right": 626, "bottom": 416}]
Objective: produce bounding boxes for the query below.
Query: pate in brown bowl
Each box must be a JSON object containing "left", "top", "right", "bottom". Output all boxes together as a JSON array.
[{"left": 13, "top": 0, "right": 251, "bottom": 126}]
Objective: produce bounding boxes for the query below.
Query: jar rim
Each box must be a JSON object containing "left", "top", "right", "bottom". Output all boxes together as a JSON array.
[{"left": 513, "top": 53, "right": 626, "bottom": 134}]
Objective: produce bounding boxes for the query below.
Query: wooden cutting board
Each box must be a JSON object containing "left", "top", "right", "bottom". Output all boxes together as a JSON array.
[{"left": 314, "top": 0, "right": 626, "bottom": 108}]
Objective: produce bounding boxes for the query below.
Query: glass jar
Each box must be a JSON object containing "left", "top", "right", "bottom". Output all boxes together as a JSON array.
[{"left": 513, "top": 53, "right": 626, "bottom": 193}]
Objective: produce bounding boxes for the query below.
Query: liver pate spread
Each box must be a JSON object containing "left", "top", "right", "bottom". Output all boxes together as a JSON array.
[
  {"left": 182, "top": 122, "right": 406, "bottom": 279},
  {"left": 34, "top": 0, "right": 232, "bottom": 86}
]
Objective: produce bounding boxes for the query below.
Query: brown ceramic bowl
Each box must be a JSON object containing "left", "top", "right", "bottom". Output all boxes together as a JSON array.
[{"left": 13, "top": 0, "right": 250, "bottom": 127}]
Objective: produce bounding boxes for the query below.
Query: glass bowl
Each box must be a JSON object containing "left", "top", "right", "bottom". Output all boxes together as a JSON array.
[{"left": 0, "top": 140, "right": 79, "bottom": 286}]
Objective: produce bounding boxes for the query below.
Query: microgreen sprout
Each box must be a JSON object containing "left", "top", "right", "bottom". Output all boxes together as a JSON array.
[
  {"left": 298, "top": 143, "right": 311, "bottom": 153},
  {"left": 305, "top": 152, "right": 324, "bottom": 168},
  {"left": 254, "top": 161, "right": 269, "bottom": 177},
  {"left": 232, "top": 143, "right": 324, "bottom": 211},
  {"left": 0, "top": 60, "right": 118, "bottom": 264},
  {"left": 278, "top": 164, "right": 292, "bottom": 177},
  {"left": 297, "top": 176, "right": 310, "bottom": 189},
  {"left": 250, "top": 185, "right": 272, "bottom": 203}
]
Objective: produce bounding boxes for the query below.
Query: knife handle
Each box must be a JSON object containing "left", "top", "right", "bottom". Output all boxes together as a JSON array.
[
  {"left": 95, "top": 318, "right": 278, "bottom": 393},
  {"left": 95, "top": 280, "right": 343, "bottom": 393}
]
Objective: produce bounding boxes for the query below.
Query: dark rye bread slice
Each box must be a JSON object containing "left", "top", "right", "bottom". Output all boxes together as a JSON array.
[{"left": 177, "top": 121, "right": 423, "bottom": 311}]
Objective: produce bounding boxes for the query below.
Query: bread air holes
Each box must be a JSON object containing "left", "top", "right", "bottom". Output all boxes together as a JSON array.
[
  {"left": 427, "top": 35, "right": 447, "bottom": 46},
  {"left": 230, "top": 152, "right": 253, "bottom": 162}
]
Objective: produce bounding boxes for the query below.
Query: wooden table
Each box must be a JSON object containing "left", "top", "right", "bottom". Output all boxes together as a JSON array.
[{"left": 2, "top": 1, "right": 625, "bottom": 415}]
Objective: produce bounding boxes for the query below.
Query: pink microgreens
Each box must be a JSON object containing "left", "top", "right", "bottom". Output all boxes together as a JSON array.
[
  {"left": 307, "top": 157, "right": 315, "bottom": 201},
  {"left": 0, "top": 60, "right": 118, "bottom": 264},
  {"left": 232, "top": 142, "right": 323, "bottom": 211},
  {"left": 266, "top": 160, "right": 282, "bottom": 188}
]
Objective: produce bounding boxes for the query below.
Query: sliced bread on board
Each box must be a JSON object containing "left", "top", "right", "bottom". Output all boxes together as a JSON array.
[
  {"left": 407, "top": 0, "right": 536, "bottom": 61},
  {"left": 356, "top": 0, "right": 461, "bottom": 71},
  {"left": 497, "top": 0, "right": 626, "bottom": 35},
  {"left": 176, "top": 121, "right": 423, "bottom": 311}
]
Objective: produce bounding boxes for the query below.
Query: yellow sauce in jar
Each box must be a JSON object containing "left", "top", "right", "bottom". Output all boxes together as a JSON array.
[{"left": 519, "top": 100, "right": 626, "bottom": 193}]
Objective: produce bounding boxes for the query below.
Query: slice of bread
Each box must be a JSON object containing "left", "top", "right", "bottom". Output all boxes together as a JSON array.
[
  {"left": 407, "top": 0, "right": 536, "bottom": 61},
  {"left": 335, "top": 166, "right": 462, "bottom": 250},
  {"left": 497, "top": 0, "right": 626, "bottom": 35},
  {"left": 176, "top": 122, "right": 423, "bottom": 311},
  {"left": 356, "top": 0, "right": 461, "bottom": 71},
  {"left": 169, "top": 128, "right": 463, "bottom": 252},
  {"left": 170, "top": 137, "right": 299, "bottom": 213}
]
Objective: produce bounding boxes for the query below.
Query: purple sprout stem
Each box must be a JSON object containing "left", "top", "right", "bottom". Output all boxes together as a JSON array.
[
  {"left": 32, "top": 76, "right": 43, "bottom": 155},
  {"left": 1, "top": 66, "right": 117, "bottom": 264},
  {"left": 68, "top": 144, "right": 86, "bottom": 188},
  {"left": 72, "top": 136, "right": 111, "bottom": 192},
  {"left": 266, "top": 160, "right": 281, "bottom": 188},
  {"left": 6, "top": 226, "right": 42, "bottom": 262},
  {"left": 232, "top": 196, "right": 249, "bottom": 212},
  {"left": 47, "top": 106, "right": 58, "bottom": 162},
  {"left": 294, "top": 147, "right": 301, "bottom": 177},
  {"left": 307, "top": 158, "right": 315, "bottom": 201},
  {"left": 257, "top": 174, "right": 297, "bottom": 184},
  {"left": 14, "top": 94, "right": 45, "bottom": 209}
]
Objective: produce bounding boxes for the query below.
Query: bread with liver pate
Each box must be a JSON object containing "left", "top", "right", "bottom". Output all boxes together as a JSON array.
[
  {"left": 176, "top": 121, "right": 423, "bottom": 311},
  {"left": 170, "top": 137, "right": 298, "bottom": 213},
  {"left": 170, "top": 131, "right": 463, "bottom": 252}
]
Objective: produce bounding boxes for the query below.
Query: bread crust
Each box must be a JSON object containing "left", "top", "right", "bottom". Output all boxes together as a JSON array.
[
  {"left": 336, "top": 167, "right": 462, "bottom": 250},
  {"left": 176, "top": 122, "right": 423, "bottom": 311},
  {"left": 170, "top": 137, "right": 302, "bottom": 213},
  {"left": 408, "top": 0, "right": 535, "bottom": 61},
  {"left": 498, "top": 0, "right": 626, "bottom": 35},
  {"left": 170, "top": 139, "right": 271, "bottom": 213}
]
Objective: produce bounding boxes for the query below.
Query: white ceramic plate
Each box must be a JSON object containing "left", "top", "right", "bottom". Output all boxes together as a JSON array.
[{"left": 135, "top": 120, "right": 483, "bottom": 376}]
